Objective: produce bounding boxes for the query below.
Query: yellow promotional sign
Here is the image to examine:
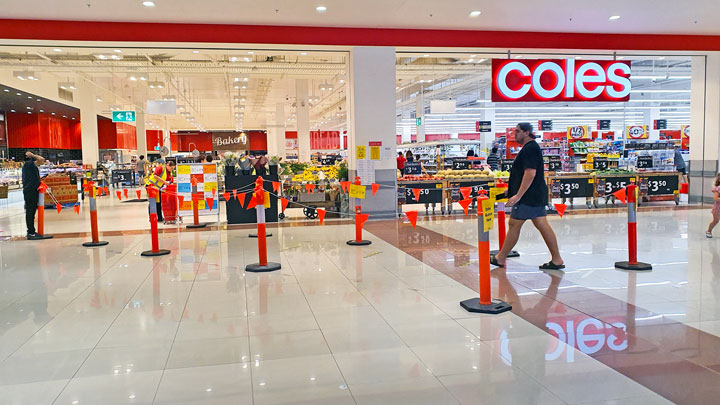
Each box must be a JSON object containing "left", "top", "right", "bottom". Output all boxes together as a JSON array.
[
  {"left": 265, "top": 191, "right": 271, "bottom": 208},
  {"left": 356, "top": 146, "right": 367, "bottom": 160},
  {"left": 349, "top": 184, "right": 366, "bottom": 199},
  {"left": 567, "top": 125, "right": 590, "bottom": 139},
  {"left": 626, "top": 125, "right": 649, "bottom": 140},
  {"left": 177, "top": 165, "right": 191, "bottom": 175},
  {"left": 370, "top": 146, "right": 381, "bottom": 160},
  {"left": 481, "top": 198, "right": 495, "bottom": 232}
]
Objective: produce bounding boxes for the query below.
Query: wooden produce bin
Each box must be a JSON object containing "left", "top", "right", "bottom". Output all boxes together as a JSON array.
[{"left": 637, "top": 172, "right": 681, "bottom": 205}]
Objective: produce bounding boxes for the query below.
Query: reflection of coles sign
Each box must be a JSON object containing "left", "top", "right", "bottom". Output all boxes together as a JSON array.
[
  {"left": 567, "top": 126, "right": 588, "bottom": 139},
  {"left": 492, "top": 59, "right": 632, "bottom": 102},
  {"left": 627, "top": 125, "right": 647, "bottom": 139}
]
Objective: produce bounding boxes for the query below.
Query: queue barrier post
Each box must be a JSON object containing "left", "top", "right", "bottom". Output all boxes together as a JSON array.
[
  {"left": 347, "top": 205, "right": 372, "bottom": 246},
  {"left": 614, "top": 184, "right": 652, "bottom": 271},
  {"left": 489, "top": 180, "right": 519, "bottom": 258},
  {"left": 82, "top": 182, "right": 109, "bottom": 247},
  {"left": 186, "top": 181, "right": 207, "bottom": 229},
  {"left": 141, "top": 186, "right": 170, "bottom": 257},
  {"left": 246, "top": 177, "right": 281, "bottom": 272},
  {"left": 249, "top": 181, "right": 272, "bottom": 238},
  {"left": 31, "top": 183, "right": 53, "bottom": 239},
  {"left": 460, "top": 190, "right": 512, "bottom": 314}
]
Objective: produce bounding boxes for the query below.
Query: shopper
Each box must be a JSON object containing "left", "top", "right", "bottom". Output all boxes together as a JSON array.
[
  {"left": 405, "top": 150, "right": 414, "bottom": 163},
  {"left": 252, "top": 153, "right": 269, "bottom": 175},
  {"left": 486, "top": 145, "right": 500, "bottom": 171},
  {"left": 672, "top": 144, "right": 688, "bottom": 184},
  {"left": 707, "top": 173, "right": 720, "bottom": 238},
  {"left": 145, "top": 159, "right": 175, "bottom": 222},
  {"left": 397, "top": 152, "right": 407, "bottom": 176},
  {"left": 137, "top": 155, "right": 147, "bottom": 183},
  {"left": 467, "top": 149, "right": 475, "bottom": 158},
  {"left": 22, "top": 151, "right": 45, "bottom": 239},
  {"left": 239, "top": 153, "right": 253, "bottom": 175},
  {"left": 491, "top": 123, "right": 565, "bottom": 270},
  {"left": 205, "top": 154, "right": 213, "bottom": 163}
]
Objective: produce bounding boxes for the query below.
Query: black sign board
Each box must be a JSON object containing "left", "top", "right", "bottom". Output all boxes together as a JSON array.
[
  {"left": 501, "top": 159, "right": 514, "bottom": 172},
  {"left": 111, "top": 169, "right": 134, "bottom": 185},
  {"left": 452, "top": 160, "right": 470, "bottom": 170},
  {"left": 598, "top": 176, "right": 635, "bottom": 196},
  {"left": 640, "top": 175, "right": 679, "bottom": 195},
  {"left": 404, "top": 163, "right": 422, "bottom": 175},
  {"left": 593, "top": 157, "right": 609, "bottom": 171},
  {"left": 538, "top": 120, "right": 553, "bottom": 131},
  {"left": 403, "top": 183, "right": 443, "bottom": 204},
  {"left": 320, "top": 157, "right": 336, "bottom": 166},
  {"left": 637, "top": 156, "right": 654, "bottom": 169},
  {"left": 449, "top": 180, "right": 492, "bottom": 201},
  {"left": 653, "top": 119, "right": 667, "bottom": 130},
  {"left": 597, "top": 120, "right": 611, "bottom": 130},
  {"left": 550, "top": 178, "right": 592, "bottom": 198},
  {"left": 547, "top": 156, "right": 563, "bottom": 172},
  {"left": 476, "top": 121, "right": 492, "bottom": 133}
]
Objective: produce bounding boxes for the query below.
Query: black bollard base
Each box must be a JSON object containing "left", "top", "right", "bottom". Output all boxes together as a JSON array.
[
  {"left": 460, "top": 298, "right": 512, "bottom": 314},
  {"left": 249, "top": 233, "right": 272, "bottom": 238},
  {"left": 141, "top": 249, "right": 171, "bottom": 257},
  {"left": 186, "top": 223, "right": 207, "bottom": 229},
  {"left": 614, "top": 261, "right": 652, "bottom": 271},
  {"left": 246, "top": 262, "right": 282, "bottom": 272},
  {"left": 83, "top": 241, "right": 109, "bottom": 247},
  {"left": 347, "top": 240, "right": 372, "bottom": 246},
  {"left": 489, "top": 249, "right": 520, "bottom": 258}
]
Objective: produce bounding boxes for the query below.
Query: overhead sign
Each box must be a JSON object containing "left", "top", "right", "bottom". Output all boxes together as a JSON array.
[
  {"left": 491, "top": 59, "right": 632, "bottom": 102},
  {"left": 626, "top": 125, "right": 649, "bottom": 140},
  {"left": 416, "top": 117, "right": 422, "bottom": 126},
  {"left": 146, "top": 100, "right": 177, "bottom": 115},
  {"left": 653, "top": 119, "right": 667, "bottom": 130},
  {"left": 597, "top": 120, "right": 611, "bottom": 130},
  {"left": 567, "top": 125, "right": 590, "bottom": 139},
  {"left": 538, "top": 120, "right": 553, "bottom": 131},
  {"left": 112, "top": 111, "right": 136, "bottom": 122},
  {"left": 430, "top": 100, "right": 456, "bottom": 114},
  {"left": 476, "top": 121, "right": 492, "bottom": 132},
  {"left": 212, "top": 131, "right": 249, "bottom": 151}
]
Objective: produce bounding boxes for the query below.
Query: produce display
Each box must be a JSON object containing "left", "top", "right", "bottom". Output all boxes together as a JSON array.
[
  {"left": 397, "top": 174, "right": 442, "bottom": 181},
  {"left": 290, "top": 165, "right": 340, "bottom": 182}
]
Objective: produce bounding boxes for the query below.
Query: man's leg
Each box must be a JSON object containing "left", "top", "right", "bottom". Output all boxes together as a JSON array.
[
  {"left": 496, "top": 218, "right": 525, "bottom": 264},
  {"left": 24, "top": 190, "right": 38, "bottom": 234},
  {"left": 531, "top": 216, "right": 564, "bottom": 265}
]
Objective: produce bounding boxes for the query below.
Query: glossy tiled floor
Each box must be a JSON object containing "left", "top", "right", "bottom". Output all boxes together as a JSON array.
[{"left": 0, "top": 201, "right": 717, "bottom": 403}]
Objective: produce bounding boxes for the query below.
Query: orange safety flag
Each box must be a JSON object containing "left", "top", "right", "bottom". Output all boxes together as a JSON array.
[
  {"left": 371, "top": 183, "right": 380, "bottom": 196},
  {"left": 205, "top": 198, "right": 214, "bottom": 210},
  {"left": 56, "top": 203, "right": 62, "bottom": 213},
  {"left": 103, "top": 187, "right": 109, "bottom": 196},
  {"left": 116, "top": 190, "right": 122, "bottom": 200},
  {"left": 222, "top": 192, "right": 230, "bottom": 202},
  {"left": 246, "top": 196, "right": 257, "bottom": 210},
  {"left": 405, "top": 210, "right": 418, "bottom": 229},
  {"left": 411, "top": 188, "right": 421, "bottom": 202},
  {"left": 73, "top": 204, "right": 80, "bottom": 215},
  {"left": 340, "top": 181, "right": 350, "bottom": 193},
  {"left": 280, "top": 197, "right": 289, "bottom": 213},
  {"left": 136, "top": 189, "right": 142, "bottom": 199},
  {"left": 237, "top": 193, "right": 246, "bottom": 208},
  {"left": 272, "top": 181, "right": 281, "bottom": 193},
  {"left": 459, "top": 198, "right": 473, "bottom": 216},
  {"left": 613, "top": 188, "right": 627, "bottom": 204},
  {"left": 305, "top": 183, "right": 315, "bottom": 193},
  {"left": 357, "top": 213, "right": 370, "bottom": 228},
  {"left": 317, "top": 208, "right": 326, "bottom": 225},
  {"left": 178, "top": 195, "right": 185, "bottom": 207},
  {"left": 459, "top": 187, "right": 472, "bottom": 200},
  {"left": 554, "top": 203, "right": 568, "bottom": 218},
  {"left": 211, "top": 188, "right": 216, "bottom": 198},
  {"left": 123, "top": 189, "right": 128, "bottom": 198}
]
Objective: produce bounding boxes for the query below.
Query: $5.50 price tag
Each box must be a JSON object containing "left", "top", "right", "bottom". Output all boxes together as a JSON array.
[{"left": 349, "top": 185, "right": 366, "bottom": 199}]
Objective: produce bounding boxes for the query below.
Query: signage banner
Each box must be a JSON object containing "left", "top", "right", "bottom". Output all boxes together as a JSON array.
[
  {"left": 212, "top": 131, "right": 249, "bottom": 151},
  {"left": 626, "top": 125, "right": 649, "bottom": 140},
  {"left": 597, "top": 120, "right": 611, "bottom": 130},
  {"left": 681, "top": 125, "right": 690, "bottom": 149},
  {"left": 482, "top": 198, "right": 495, "bottom": 232},
  {"left": 176, "top": 163, "right": 219, "bottom": 216},
  {"left": 349, "top": 184, "right": 366, "bottom": 199},
  {"left": 567, "top": 125, "right": 590, "bottom": 139},
  {"left": 492, "top": 59, "right": 632, "bottom": 102},
  {"left": 538, "top": 120, "right": 553, "bottom": 131},
  {"left": 356, "top": 145, "right": 367, "bottom": 160},
  {"left": 112, "top": 111, "right": 136, "bottom": 123},
  {"left": 476, "top": 121, "right": 492, "bottom": 132}
]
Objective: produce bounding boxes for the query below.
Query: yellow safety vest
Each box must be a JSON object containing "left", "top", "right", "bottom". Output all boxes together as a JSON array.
[{"left": 145, "top": 167, "right": 167, "bottom": 201}]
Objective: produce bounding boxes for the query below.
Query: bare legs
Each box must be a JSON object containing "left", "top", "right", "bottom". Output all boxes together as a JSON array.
[
  {"left": 494, "top": 216, "right": 564, "bottom": 266},
  {"left": 495, "top": 218, "right": 525, "bottom": 264},
  {"left": 708, "top": 214, "right": 720, "bottom": 234}
]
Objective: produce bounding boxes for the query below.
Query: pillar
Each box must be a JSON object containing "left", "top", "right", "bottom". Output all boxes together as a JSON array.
[
  {"left": 416, "top": 89, "right": 426, "bottom": 143},
  {"left": 135, "top": 111, "right": 147, "bottom": 156},
  {"left": 689, "top": 54, "right": 720, "bottom": 204},
  {"left": 296, "top": 79, "right": 311, "bottom": 162},
  {"left": 347, "top": 47, "right": 397, "bottom": 218},
  {"left": 77, "top": 80, "right": 99, "bottom": 166},
  {"left": 644, "top": 109, "right": 661, "bottom": 141},
  {"left": 267, "top": 103, "right": 284, "bottom": 157}
]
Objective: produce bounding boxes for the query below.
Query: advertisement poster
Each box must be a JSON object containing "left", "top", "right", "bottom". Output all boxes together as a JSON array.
[
  {"left": 176, "top": 163, "right": 219, "bottom": 217},
  {"left": 626, "top": 125, "right": 649, "bottom": 140},
  {"left": 567, "top": 125, "right": 590, "bottom": 139}
]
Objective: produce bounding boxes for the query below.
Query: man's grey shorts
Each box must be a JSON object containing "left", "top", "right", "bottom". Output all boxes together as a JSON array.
[{"left": 510, "top": 203, "right": 547, "bottom": 220}]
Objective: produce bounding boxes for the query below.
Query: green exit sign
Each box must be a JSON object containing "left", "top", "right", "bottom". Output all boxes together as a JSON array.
[
  {"left": 416, "top": 117, "right": 422, "bottom": 126},
  {"left": 112, "top": 111, "right": 136, "bottom": 122}
]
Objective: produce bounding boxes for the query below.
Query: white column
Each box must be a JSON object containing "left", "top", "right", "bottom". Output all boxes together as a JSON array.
[
  {"left": 416, "top": 90, "right": 426, "bottom": 143},
  {"left": 348, "top": 46, "right": 397, "bottom": 218},
  {"left": 296, "top": 79, "right": 311, "bottom": 162},
  {"left": 77, "top": 80, "right": 99, "bottom": 166},
  {"left": 135, "top": 111, "right": 147, "bottom": 156},
  {"left": 644, "top": 109, "right": 661, "bottom": 140},
  {"left": 266, "top": 103, "right": 284, "bottom": 157},
  {"left": 689, "top": 53, "right": 720, "bottom": 203}
]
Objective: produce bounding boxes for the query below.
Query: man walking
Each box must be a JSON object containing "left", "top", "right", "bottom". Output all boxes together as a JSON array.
[
  {"left": 22, "top": 151, "right": 45, "bottom": 240},
  {"left": 137, "top": 155, "right": 147, "bottom": 184},
  {"left": 491, "top": 123, "right": 564, "bottom": 270}
]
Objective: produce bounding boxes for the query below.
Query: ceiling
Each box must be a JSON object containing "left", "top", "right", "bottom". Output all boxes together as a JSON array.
[
  {"left": 1, "top": 0, "right": 719, "bottom": 35},
  {"left": 0, "top": 84, "right": 80, "bottom": 120}
]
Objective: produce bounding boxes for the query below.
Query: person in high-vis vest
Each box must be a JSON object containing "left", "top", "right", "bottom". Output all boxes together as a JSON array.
[{"left": 145, "top": 159, "right": 175, "bottom": 222}]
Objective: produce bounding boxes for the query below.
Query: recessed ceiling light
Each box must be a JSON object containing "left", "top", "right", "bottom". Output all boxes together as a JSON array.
[
  {"left": 247, "top": 51, "right": 254, "bottom": 55},
  {"left": 10, "top": 110, "right": 15, "bottom": 113},
  {"left": 114, "top": 49, "right": 122, "bottom": 53},
  {"left": 192, "top": 50, "right": 199, "bottom": 54},
  {"left": 16, "top": 93, "right": 21, "bottom": 96},
  {"left": 97, "top": 98, "right": 102, "bottom": 102},
  {"left": 609, "top": 15, "right": 620, "bottom": 20},
  {"left": 469, "top": 11, "right": 482, "bottom": 17},
  {"left": 142, "top": 1, "right": 155, "bottom": 7},
  {"left": 51, "top": 112, "right": 55, "bottom": 115},
  {"left": 300, "top": 52, "right": 308, "bottom": 56},
  {"left": 658, "top": 56, "right": 665, "bottom": 60},
  {"left": 53, "top": 48, "right": 62, "bottom": 52},
  {"left": 423, "top": 54, "right": 430, "bottom": 57},
  {"left": 316, "top": 5, "right": 327, "bottom": 12}
]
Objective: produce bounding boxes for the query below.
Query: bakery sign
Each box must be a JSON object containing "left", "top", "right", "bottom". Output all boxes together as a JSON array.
[
  {"left": 492, "top": 59, "right": 632, "bottom": 102},
  {"left": 212, "top": 131, "right": 249, "bottom": 151}
]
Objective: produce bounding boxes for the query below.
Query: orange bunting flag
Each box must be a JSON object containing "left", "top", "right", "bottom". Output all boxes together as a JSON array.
[
  {"left": 459, "top": 198, "right": 473, "bottom": 216},
  {"left": 305, "top": 183, "right": 315, "bottom": 193},
  {"left": 73, "top": 204, "right": 80, "bottom": 215},
  {"left": 136, "top": 189, "right": 142, "bottom": 199},
  {"left": 123, "top": 189, "right": 128, "bottom": 198},
  {"left": 340, "top": 181, "right": 350, "bottom": 193},
  {"left": 317, "top": 208, "right": 326, "bottom": 224},
  {"left": 245, "top": 196, "right": 257, "bottom": 210},
  {"left": 56, "top": 203, "right": 62, "bottom": 213},
  {"left": 205, "top": 198, "right": 214, "bottom": 210},
  {"left": 238, "top": 193, "right": 246, "bottom": 208},
  {"left": 116, "top": 190, "right": 122, "bottom": 200},
  {"left": 554, "top": 203, "right": 567, "bottom": 218},
  {"left": 371, "top": 183, "right": 380, "bottom": 196},
  {"left": 178, "top": 195, "right": 185, "bottom": 207},
  {"left": 411, "top": 188, "right": 421, "bottom": 202},
  {"left": 280, "top": 197, "right": 289, "bottom": 213},
  {"left": 272, "top": 181, "right": 280, "bottom": 193},
  {"left": 103, "top": 187, "right": 109, "bottom": 196},
  {"left": 459, "top": 187, "right": 472, "bottom": 201},
  {"left": 233, "top": 189, "right": 238, "bottom": 200},
  {"left": 357, "top": 213, "right": 370, "bottom": 228},
  {"left": 405, "top": 210, "right": 418, "bottom": 229},
  {"left": 223, "top": 192, "right": 230, "bottom": 202},
  {"left": 613, "top": 188, "right": 627, "bottom": 204},
  {"left": 211, "top": 188, "right": 216, "bottom": 198}
]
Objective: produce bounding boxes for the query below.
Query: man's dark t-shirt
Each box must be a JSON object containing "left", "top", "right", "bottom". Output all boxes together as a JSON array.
[
  {"left": 22, "top": 159, "right": 41, "bottom": 192},
  {"left": 508, "top": 140, "right": 548, "bottom": 207}
]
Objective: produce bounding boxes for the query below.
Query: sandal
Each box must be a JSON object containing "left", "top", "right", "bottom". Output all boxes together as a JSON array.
[
  {"left": 539, "top": 261, "right": 565, "bottom": 270},
  {"left": 490, "top": 255, "right": 506, "bottom": 267}
]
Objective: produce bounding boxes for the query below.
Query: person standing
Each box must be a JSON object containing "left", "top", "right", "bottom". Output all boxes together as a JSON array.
[
  {"left": 467, "top": 149, "right": 475, "bottom": 158},
  {"left": 707, "top": 173, "right": 720, "bottom": 238},
  {"left": 486, "top": 145, "right": 500, "bottom": 171},
  {"left": 145, "top": 159, "right": 175, "bottom": 222},
  {"left": 491, "top": 123, "right": 564, "bottom": 270},
  {"left": 22, "top": 151, "right": 45, "bottom": 239},
  {"left": 137, "top": 155, "right": 147, "bottom": 185},
  {"left": 397, "top": 152, "right": 407, "bottom": 176},
  {"left": 672, "top": 144, "right": 688, "bottom": 184}
]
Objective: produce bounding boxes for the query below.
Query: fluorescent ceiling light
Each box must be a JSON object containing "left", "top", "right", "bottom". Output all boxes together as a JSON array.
[
  {"left": 315, "top": 5, "right": 327, "bottom": 12},
  {"left": 142, "top": 1, "right": 155, "bottom": 7},
  {"left": 469, "top": 11, "right": 481, "bottom": 17},
  {"left": 609, "top": 15, "right": 621, "bottom": 20},
  {"left": 114, "top": 49, "right": 122, "bottom": 53},
  {"left": 192, "top": 50, "right": 199, "bottom": 54},
  {"left": 300, "top": 52, "right": 308, "bottom": 56},
  {"left": 53, "top": 48, "right": 62, "bottom": 52}
]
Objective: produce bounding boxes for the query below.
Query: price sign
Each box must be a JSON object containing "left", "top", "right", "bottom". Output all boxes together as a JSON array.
[
  {"left": 452, "top": 160, "right": 470, "bottom": 170},
  {"left": 601, "top": 176, "right": 635, "bottom": 195},
  {"left": 356, "top": 146, "right": 366, "bottom": 160},
  {"left": 404, "top": 163, "right": 422, "bottom": 175},
  {"left": 320, "top": 157, "right": 335, "bottom": 166},
  {"left": 403, "top": 183, "right": 443, "bottom": 204},
  {"left": 538, "top": 120, "right": 553, "bottom": 131},
  {"left": 449, "top": 180, "right": 491, "bottom": 201},
  {"left": 349, "top": 184, "right": 366, "bottom": 199},
  {"left": 476, "top": 121, "right": 492, "bottom": 132},
  {"left": 111, "top": 169, "right": 133, "bottom": 184},
  {"left": 501, "top": 159, "right": 514, "bottom": 172},
  {"left": 653, "top": 119, "right": 667, "bottom": 130},
  {"left": 637, "top": 156, "right": 654, "bottom": 169},
  {"left": 641, "top": 175, "right": 679, "bottom": 195},
  {"left": 547, "top": 156, "right": 562, "bottom": 172},
  {"left": 551, "top": 178, "right": 591, "bottom": 198},
  {"left": 593, "top": 157, "right": 609, "bottom": 171},
  {"left": 597, "top": 120, "right": 611, "bottom": 130}
]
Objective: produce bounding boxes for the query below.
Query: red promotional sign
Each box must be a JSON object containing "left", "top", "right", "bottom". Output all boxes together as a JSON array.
[{"left": 492, "top": 59, "right": 632, "bottom": 102}]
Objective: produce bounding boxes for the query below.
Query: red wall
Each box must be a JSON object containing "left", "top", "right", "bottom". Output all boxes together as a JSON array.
[
  {"left": 174, "top": 132, "right": 213, "bottom": 152},
  {"left": 285, "top": 131, "right": 297, "bottom": 139},
  {"left": 7, "top": 112, "right": 81, "bottom": 149},
  {"left": 249, "top": 130, "right": 267, "bottom": 151},
  {"left": 97, "top": 117, "right": 137, "bottom": 149},
  {"left": 146, "top": 130, "right": 163, "bottom": 151}
]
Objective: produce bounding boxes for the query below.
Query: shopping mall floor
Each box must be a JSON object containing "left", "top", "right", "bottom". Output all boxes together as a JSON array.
[{"left": 0, "top": 190, "right": 718, "bottom": 404}]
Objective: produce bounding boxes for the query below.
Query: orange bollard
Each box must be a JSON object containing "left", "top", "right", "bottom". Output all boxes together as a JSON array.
[
  {"left": 489, "top": 180, "right": 519, "bottom": 258},
  {"left": 246, "top": 177, "right": 281, "bottom": 272},
  {"left": 31, "top": 183, "right": 53, "bottom": 239},
  {"left": 460, "top": 190, "right": 512, "bottom": 314},
  {"left": 142, "top": 186, "right": 170, "bottom": 257},
  {"left": 615, "top": 185, "right": 652, "bottom": 271},
  {"left": 82, "top": 182, "right": 108, "bottom": 247},
  {"left": 347, "top": 205, "right": 371, "bottom": 246},
  {"left": 186, "top": 180, "right": 207, "bottom": 229}
]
